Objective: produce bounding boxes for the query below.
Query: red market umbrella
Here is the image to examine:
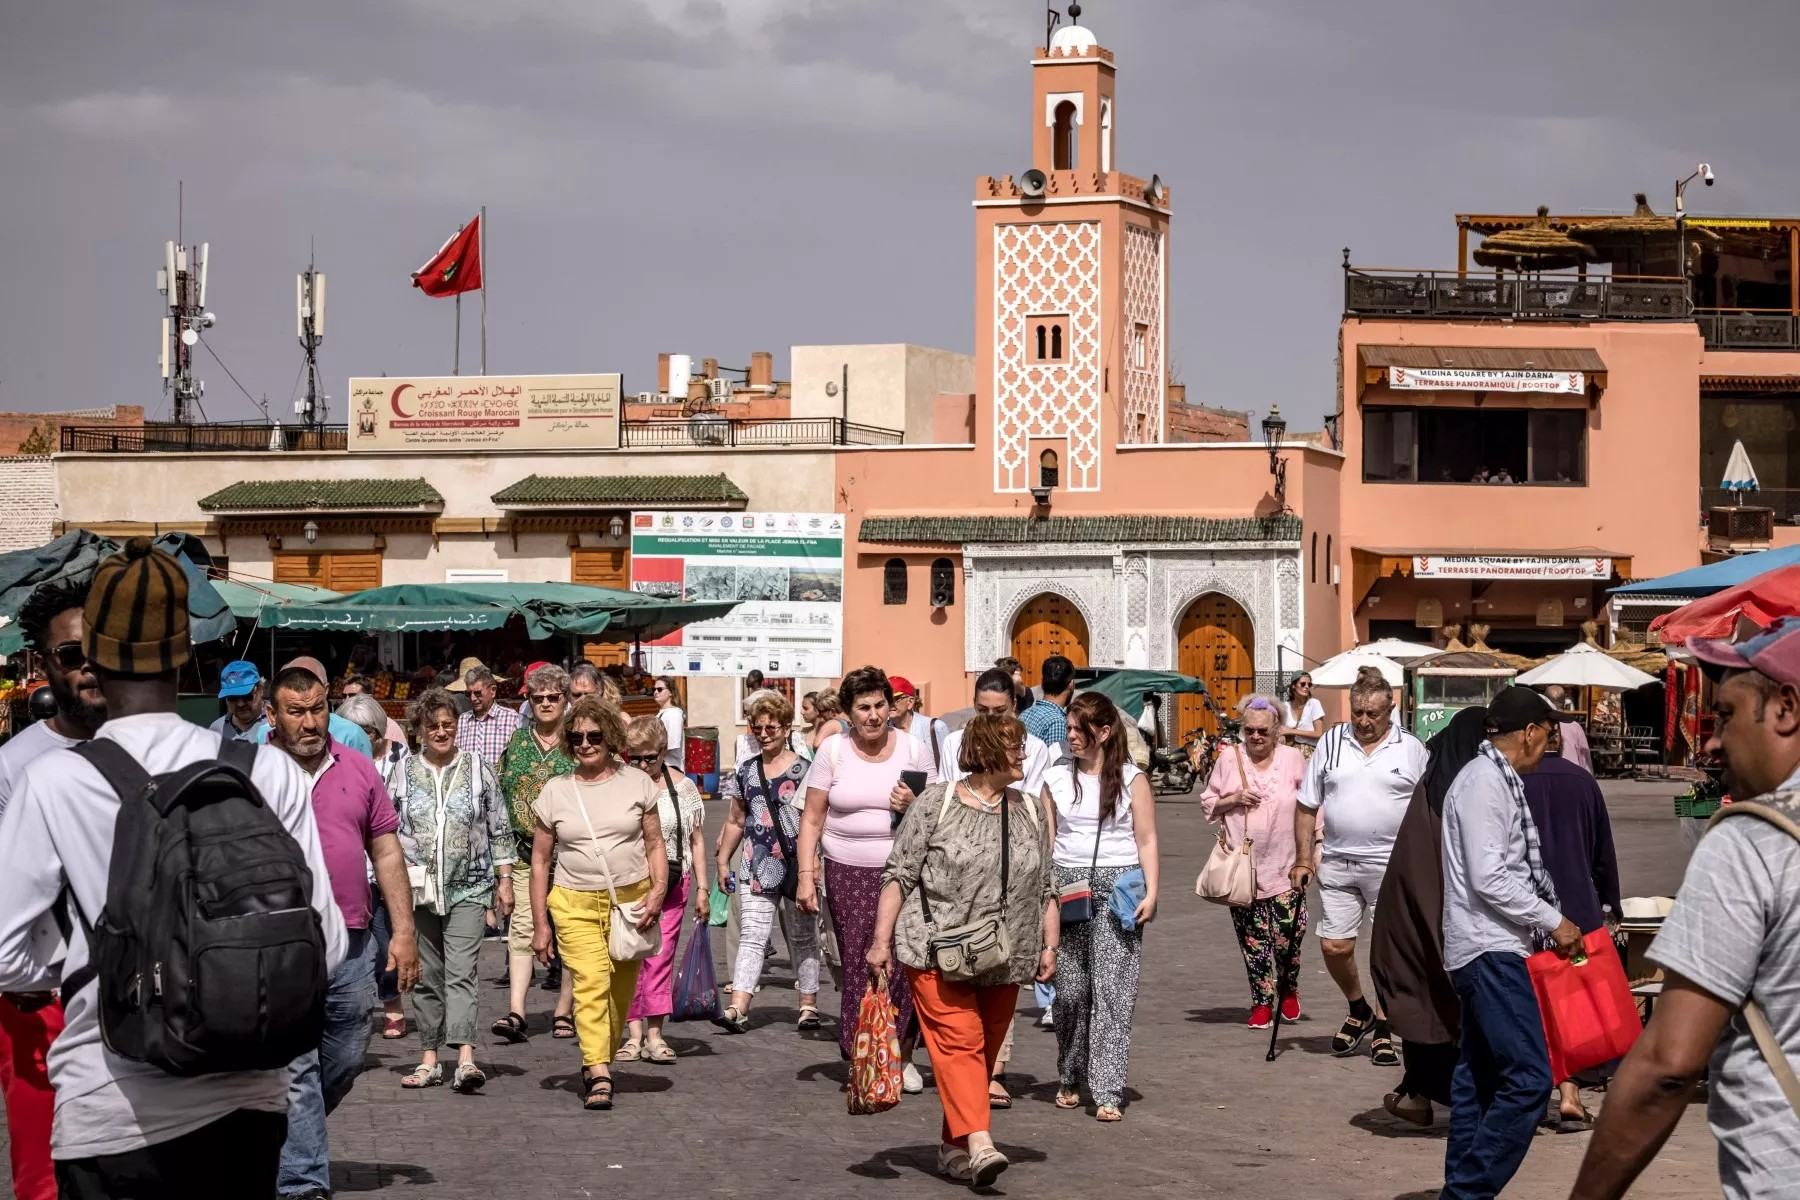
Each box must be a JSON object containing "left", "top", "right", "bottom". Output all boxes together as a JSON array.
[{"left": 1650, "top": 563, "right": 1800, "bottom": 642}]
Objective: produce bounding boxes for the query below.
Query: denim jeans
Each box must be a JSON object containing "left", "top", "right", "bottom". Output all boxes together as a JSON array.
[
  {"left": 1443, "top": 952, "right": 1553, "bottom": 1200},
  {"left": 279, "top": 929, "right": 377, "bottom": 1196},
  {"left": 1034, "top": 981, "right": 1056, "bottom": 1010},
  {"left": 369, "top": 886, "right": 400, "bottom": 1004}
]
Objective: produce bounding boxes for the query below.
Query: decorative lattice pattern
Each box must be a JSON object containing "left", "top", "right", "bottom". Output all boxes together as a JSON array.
[
  {"left": 994, "top": 222, "right": 1103, "bottom": 492},
  {"left": 1122, "top": 224, "right": 1165, "bottom": 443}
]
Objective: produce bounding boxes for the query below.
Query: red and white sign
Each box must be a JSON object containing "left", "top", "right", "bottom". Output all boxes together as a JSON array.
[
  {"left": 1413, "top": 555, "right": 1612, "bottom": 580},
  {"left": 1388, "top": 367, "right": 1585, "bottom": 394}
]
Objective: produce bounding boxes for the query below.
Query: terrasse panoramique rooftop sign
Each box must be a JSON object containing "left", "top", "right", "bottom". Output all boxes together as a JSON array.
[
  {"left": 347, "top": 374, "right": 622, "bottom": 451},
  {"left": 1414, "top": 555, "right": 1613, "bottom": 580},
  {"left": 1387, "top": 366, "right": 1585, "bottom": 394}
]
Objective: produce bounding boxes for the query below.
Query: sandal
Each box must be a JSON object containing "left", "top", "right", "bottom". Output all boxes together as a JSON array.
[
  {"left": 797, "top": 1005, "right": 822, "bottom": 1030},
  {"left": 490, "top": 1012, "right": 529, "bottom": 1044},
  {"left": 988, "top": 1078, "right": 1013, "bottom": 1109},
  {"left": 451, "top": 1061, "right": 486, "bottom": 1094},
  {"left": 400, "top": 1062, "right": 442, "bottom": 1089},
  {"left": 382, "top": 1012, "right": 408, "bottom": 1040},
  {"left": 1096, "top": 1104, "right": 1123, "bottom": 1123},
  {"left": 551, "top": 1014, "right": 577, "bottom": 1040},
  {"left": 582, "top": 1068, "right": 615, "bottom": 1111},
  {"left": 711, "top": 1005, "right": 750, "bottom": 1034},
  {"left": 1331, "top": 1013, "right": 1373, "bottom": 1057},
  {"left": 969, "top": 1145, "right": 1010, "bottom": 1187},
  {"left": 1370, "top": 1031, "right": 1400, "bottom": 1067},
  {"left": 936, "top": 1143, "right": 973, "bottom": 1182},
  {"left": 1054, "top": 1088, "right": 1082, "bottom": 1110},
  {"left": 616, "top": 1039, "right": 642, "bottom": 1062},
  {"left": 642, "top": 1039, "right": 677, "bottom": 1064},
  {"left": 1556, "top": 1107, "right": 1594, "bottom": 1134}
]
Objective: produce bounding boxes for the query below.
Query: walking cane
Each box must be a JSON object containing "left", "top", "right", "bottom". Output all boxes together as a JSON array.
[{"left": 1265, "top": 996, "right": 1282, "bottom": 1061}]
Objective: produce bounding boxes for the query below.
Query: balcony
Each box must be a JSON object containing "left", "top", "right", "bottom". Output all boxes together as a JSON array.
[
  {"left": 1701, "top": 488, "right": 1800, "bottom": 525},
  {"left": 1696, "top": 311, "right": 1800, "bottom": 351},
  {"left": 1344, "top": 268, "right": 1689, "bottom": 322},
  {"left": 60, "top": 416, "right": 903, "bottom": 454}
]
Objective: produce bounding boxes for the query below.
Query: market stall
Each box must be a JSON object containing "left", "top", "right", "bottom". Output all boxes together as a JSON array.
[{"left": 1407, "top": 649, "right": 1517, "bottom": 740}]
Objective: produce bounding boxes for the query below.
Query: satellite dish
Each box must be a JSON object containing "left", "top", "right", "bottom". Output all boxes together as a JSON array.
[
  {"left": 1145, "top": 174, "right": 1166, "bottom": 205},
  {"left": 1020, "top": 169, "right": 1048, "bottom": 200},
  {"left": 180, "top": 328, "right": 199, "bottom": 347}
]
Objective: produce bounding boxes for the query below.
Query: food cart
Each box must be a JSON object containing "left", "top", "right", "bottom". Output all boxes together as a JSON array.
[{"left": 1408, "top": 650, "right": 1517, "bottom": 741}]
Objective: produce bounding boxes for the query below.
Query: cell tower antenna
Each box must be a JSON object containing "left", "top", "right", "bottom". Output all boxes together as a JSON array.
[
  {"left": 296, "top": 240, "right": 327, "bottom": 426},
  {"left": 158, "top": 181, "right": 213, "bottom": 425}
]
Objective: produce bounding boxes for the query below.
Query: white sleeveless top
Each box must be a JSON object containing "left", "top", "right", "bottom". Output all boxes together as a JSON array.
[{"left": 1045, "top": 762, "right": 1144, "bottom": 868}]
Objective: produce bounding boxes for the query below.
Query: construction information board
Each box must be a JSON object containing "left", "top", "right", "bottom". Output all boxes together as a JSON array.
[
  {"left": 631, "top": 511, "right": 845, "bottom": 677},
  {"left": 347, "top": 374, "right": 621, "bottom": 451}
]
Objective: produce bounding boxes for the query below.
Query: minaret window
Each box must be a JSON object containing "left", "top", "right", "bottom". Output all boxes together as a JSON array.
[
  {"left": 1028, "top": 314, "right": 1070, "bottom": 364},
  {"left": 883, "top": 558, "right": 908, "bottom": 605},
  {"left": 1039, "top": 449, "right": 1060, "bottom": 488},
  {"left": 1053, "top": 100, "right": 1078, "bottom": 170}
]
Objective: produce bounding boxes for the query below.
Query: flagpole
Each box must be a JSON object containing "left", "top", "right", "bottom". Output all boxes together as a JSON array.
[
  {"left": 454, "top": 293, "right": 461, "bottom": 376},
  {"left": 480, "top": 205, "right": 488, "bottom": 376}
]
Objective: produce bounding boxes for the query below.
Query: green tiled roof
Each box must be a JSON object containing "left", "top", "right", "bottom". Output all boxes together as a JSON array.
[
  {"left": 198, "top": 478, "right": 444, "bottom": 512},
  {"left": 491, "top": 473, "right": 749, "bottom": 508},
  {"left": 859, "top": 514, "right": 1302, "bottom": 545}
]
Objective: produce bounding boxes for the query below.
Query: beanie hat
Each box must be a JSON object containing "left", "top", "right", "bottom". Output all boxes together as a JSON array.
[{"left": 83, "top": 537, "right": 191, "bottom": 675}]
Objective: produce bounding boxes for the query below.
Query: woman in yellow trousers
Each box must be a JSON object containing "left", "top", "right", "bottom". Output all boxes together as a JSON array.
[{"left": 529, "top": 696, "right": 669, "bottom": 1110}]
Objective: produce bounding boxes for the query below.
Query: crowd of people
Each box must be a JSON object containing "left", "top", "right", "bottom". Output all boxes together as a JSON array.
[{"left": 0, "top": 538, "right": 1796, "bottom": 1198}]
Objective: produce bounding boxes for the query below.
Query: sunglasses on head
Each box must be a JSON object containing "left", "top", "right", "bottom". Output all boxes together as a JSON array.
[
  {"left": 48, "top": 641, "right": 87, "bottom": 672},
  {"left": 569, "top": 731, "right": 610, "bottom": 748}
]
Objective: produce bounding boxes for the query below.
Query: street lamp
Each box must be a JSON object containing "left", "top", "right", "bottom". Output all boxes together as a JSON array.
[
  {"left": 1675, "top": 161, "right": 1716, "bottom": 285},
  {"left": 1261, "top": 405, "right": 1289, "bottom": 513}
]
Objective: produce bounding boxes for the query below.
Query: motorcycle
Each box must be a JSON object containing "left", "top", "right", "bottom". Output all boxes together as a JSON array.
[{"left": 1150, "top": 714, "right": 1241, "bottom": 795}]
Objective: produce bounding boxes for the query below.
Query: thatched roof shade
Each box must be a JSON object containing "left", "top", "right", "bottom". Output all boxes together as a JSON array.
[{"left": 1474, "top": 206, "right": 1594, "bottom": 271}]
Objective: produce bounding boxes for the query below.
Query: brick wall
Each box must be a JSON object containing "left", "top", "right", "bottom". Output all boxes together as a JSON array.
[
  {"left": 0, "top": 405, "right": 145, "bottom": 456},
  {"left": 0, "top": 457, "right": 56, "bottom": 551},
  {"left": 1164, "top": 390, "right": 1251, "bottom": 443}
]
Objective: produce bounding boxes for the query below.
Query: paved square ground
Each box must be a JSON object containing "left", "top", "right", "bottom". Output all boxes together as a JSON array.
[{"left": 6, "top": 781, "right": 1720, "bottom": 1198}]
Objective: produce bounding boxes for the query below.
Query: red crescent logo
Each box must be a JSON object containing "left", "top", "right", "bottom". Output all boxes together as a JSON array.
[{"left": 390, "top": 383, "right": 416, "bottom": 419}]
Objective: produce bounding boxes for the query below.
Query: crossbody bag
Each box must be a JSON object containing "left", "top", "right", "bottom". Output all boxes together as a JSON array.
[
  {"left": 918, "top": 786, "right": 1012, "bottom": 981},
  {"left": 1058, "top": 758, "right": 1104, "bottom": 924}
]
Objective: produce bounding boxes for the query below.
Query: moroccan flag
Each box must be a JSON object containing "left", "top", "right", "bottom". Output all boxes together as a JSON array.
[{"left": 411, "top": 214, "right": 483, "bottom": 297}]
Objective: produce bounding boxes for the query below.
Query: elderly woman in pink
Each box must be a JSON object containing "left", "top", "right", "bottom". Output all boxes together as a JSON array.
[{"left": 1200, "top": 694, "right": 1309, "bottom": 1029}]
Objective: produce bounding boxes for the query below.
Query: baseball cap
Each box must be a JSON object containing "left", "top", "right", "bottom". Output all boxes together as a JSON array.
[
  {"left": 889, "top": 675, "right": 917, "bottom": 698},
  {"left": 1688, "top": 616, "right": 1800, "bottom": 687},
  {"left": 218, "top": 660, "right": 262, "bottom": 699},
  {"left": 1483, "top": 685, "right": 1580, "bottom": 735},
  {"left": 281, "top": 656, "right": 330, "bottom": 687}
]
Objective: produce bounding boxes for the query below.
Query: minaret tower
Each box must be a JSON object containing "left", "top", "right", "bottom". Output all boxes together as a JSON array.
[{"left": 975, "top": 3, "right": 1171, "bottom": 493}]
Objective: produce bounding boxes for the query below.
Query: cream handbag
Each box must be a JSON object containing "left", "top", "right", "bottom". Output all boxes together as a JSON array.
[
  {"left": 572, "top": 779, "right": 663, "bottom": 962},
  {"left": 1195, "top": 744, "right": 1257, "bottom": 908}
]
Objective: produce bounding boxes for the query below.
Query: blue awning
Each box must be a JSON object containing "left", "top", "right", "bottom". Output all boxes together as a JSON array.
[{"left": 1610, "top": 545, "right": 1800, "bottom": 598}]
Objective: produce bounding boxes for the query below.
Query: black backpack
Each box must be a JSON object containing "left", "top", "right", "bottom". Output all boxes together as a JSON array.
[{"left": 59, "top": 738, "right": 329, "bottom": 1076}]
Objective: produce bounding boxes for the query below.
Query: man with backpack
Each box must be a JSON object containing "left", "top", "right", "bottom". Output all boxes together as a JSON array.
[
  {"left": 0, "top": 538, "right": 346, "bottom": 1198},
  {"left": 264, "top": 663, "right": 417, "bottom": 1200},
  {"left": 1571, "top": 619, "right": 1800, "bottom": 1200}
]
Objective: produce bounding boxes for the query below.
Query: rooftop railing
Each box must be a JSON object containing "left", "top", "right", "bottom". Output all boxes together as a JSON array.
[{"left": 1344, "top": 268, "right": 1689, "bottom": 322}]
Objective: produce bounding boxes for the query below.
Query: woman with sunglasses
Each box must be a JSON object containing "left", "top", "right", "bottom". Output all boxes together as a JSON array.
[
  {"left": 1201, "top": 695, "right": 1308, "bottom": 1029},
  {"left": 395, "top": 688, "right": 515, "bottom": 1095},
  {"left": 619, "top": 715, "right": 708, "bottom": 1063},
  {"left": 529, "top": 697, "right": 667, "bottom": 1109},
  {"left": 492, "top": 664, "right": 578, "bottom": 1045},
  {"left": 715, "top": 692, "right": 822, "bottom": 1032},
  {"left": 1280, "top": 673, "right": 1325, "bottom": 753},
  {"left": 1042, "top": 692, "right": 1160, "bottom": 1122},
  {"left": 652, "top": 675, "right": 686, "bottom": 772}
]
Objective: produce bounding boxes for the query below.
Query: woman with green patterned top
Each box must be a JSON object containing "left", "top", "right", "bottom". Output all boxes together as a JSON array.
[{"left": 492, "top": 664, "right": 577, "bottom": 1043}]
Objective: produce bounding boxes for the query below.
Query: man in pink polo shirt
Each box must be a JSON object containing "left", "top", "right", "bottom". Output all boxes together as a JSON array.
[{"left": 264, "top": 662, "right": 419, "bottom": 1200}]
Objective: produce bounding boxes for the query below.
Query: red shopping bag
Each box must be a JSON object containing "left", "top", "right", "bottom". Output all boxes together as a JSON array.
[
  {"left": 1527, "top": 930, "right": 1641, "bottom": 1082},
  {"left": 847, "top": 973, "right": 903, "bottom": 1115}
]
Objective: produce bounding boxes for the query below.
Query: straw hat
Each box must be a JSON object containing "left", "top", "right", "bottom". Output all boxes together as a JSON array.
[{"left": 444, "top": 656, "right": 487, "bottom": 692}]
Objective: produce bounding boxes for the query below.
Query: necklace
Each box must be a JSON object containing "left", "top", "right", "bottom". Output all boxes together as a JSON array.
[{"left": 963, "top": 782, "right": 1004, "bottom": 812}]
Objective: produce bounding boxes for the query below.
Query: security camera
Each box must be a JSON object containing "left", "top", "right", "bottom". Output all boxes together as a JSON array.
[{"left": 1700, "top": 163, "right": 1715, "bottom": 186}]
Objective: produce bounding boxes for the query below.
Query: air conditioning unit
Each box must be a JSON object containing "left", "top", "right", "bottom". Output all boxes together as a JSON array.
[
  {"left": 708, "top": 377, "right": 732, "bottom": 401},
  {"left": 636, "top": 391, "right": 659, "bottom": 404}
]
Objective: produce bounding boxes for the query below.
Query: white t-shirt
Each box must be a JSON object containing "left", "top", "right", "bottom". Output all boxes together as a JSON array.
[
  {"left": 0, "top": 719, "right": 81, "bottom": 820},
  {"left": 1283, "top": 698, "right": 1326, "bottom": 740},
  {"left": 658, "top": 706, "right": 686, "bottom": 771},
  {"left": 938, "top": 728, "right": 1061, "bottom": 798},
  {"left": 1045, "top": 762, "right": 1146, "bottom": 868},
  {"left": 1297, "top": 722, "right": 1429, "bottom": 863},
  {"left": 0, "top": 713, "right": 347, "bottom": 1160}
]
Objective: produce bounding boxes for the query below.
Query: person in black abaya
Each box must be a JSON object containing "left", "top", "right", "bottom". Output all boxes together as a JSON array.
[{"left": 1369, "top": 705, "right": 1488, "bottom": 1126}]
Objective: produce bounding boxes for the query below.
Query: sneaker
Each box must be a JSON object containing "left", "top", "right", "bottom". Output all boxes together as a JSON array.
[
  {"left": 1280, "top": 992, "right": 1302, "bottom": 1022},
  {"left": 902, "top": 1062, "right": 925, "bottom": 1094},
  {"left": 1247, "top": 1004, "right": 1273, "bottom": 1030},
  {"left": 1037, "top": 1008, "right": 1056, "bottom": 1029}
]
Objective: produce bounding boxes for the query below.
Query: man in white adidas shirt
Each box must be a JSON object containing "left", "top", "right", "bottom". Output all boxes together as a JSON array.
[
  {"left": 1292, "top": 667, "right": 1428, "bottom": 1068},
  {"left": 0, "top": 539, "right": 346, "bottom": 1197}
]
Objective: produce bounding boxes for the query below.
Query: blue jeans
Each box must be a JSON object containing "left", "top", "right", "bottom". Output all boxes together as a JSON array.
[
  {"left": 279, "top": 929, "right": 377, "bottom": 1196},
  {"left": 1444, "top": 952, "right": 1553, "bottom": 1200},
  {"left": 1034, "top": 981, "right": 1056, "bottom": 1010},
  {"left": 369, "top": 886, "right": 400, "bottom": 1004}
]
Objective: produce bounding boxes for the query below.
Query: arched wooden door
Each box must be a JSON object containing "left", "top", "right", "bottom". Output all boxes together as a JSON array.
[
  {"left": 1009, "top": 593, "right": 1090, "bottom": 687},
  {"left": 1176, "top": 593, "right": 1255, "bottom": 737}
]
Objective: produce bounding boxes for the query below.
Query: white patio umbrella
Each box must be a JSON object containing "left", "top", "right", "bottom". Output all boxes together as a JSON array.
[
  {"left": 1310, "top": 648, "right": 1404, "bottom": 687},
  {"left": 1356, "top": 637, "right": 1440, "bottom": 663},
  {"left": 1722, "top": 438, "right": 1760, "bottom": 505},
  {"left": 1514, "top": 642, "right": 1657, "bottom": 691}
]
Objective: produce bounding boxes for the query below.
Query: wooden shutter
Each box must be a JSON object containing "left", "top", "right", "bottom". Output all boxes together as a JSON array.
[
  {"left": 572, "top": 547, "right": 630, "bottom": 590},
  {"left": 273, "top": 550, "right": 382, "bottom": 592},
  {"left": 273, "top": 552, "right": 328, "bottom": 588}
]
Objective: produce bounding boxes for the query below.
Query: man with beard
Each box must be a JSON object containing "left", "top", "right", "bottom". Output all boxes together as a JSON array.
[
  {"left": 264, "top": 664, "right": 417, "bottom": 1200},
  {"left": 0, "top": 580, "right": 104, "bottom": 1200}
]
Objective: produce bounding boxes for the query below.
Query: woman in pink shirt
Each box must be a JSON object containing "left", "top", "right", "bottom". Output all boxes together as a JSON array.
[
  {"left": 797, "top": 666, "right": 936, "bottom": 1068},
  {"left": 1200, "top": 695, "right": 1308, "bottom": 1029}
]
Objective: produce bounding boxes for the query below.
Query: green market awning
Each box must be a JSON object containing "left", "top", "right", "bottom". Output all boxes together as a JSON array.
[
  {"left": 0, "top": 531, "right": 237, "bottom": 648},
  {"left": 255, "top": 581, "right": 740, "bottom": 640},
  {"left": 210, "top": 577, "right": 343, "bottom": 620},
  {"left": 1074, "top": 668, "right": 1211, "bottom": 721},
  {"left": 0, "top": 619, "right": 20, "bottom": 657}
]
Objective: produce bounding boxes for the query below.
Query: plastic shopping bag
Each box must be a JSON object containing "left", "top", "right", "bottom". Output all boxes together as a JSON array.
[
  {"left": 847, "top": 973, "right": 904, "bottom": 1115},
  {"left": 707, "top": 878, "right": 731, "bottom": 927},
  {"left": 1527, "top": 929, "right": 1642, "bottom": 1083},
  {"left": 671, "top": 919, "right": 724, "bottom": 1023}
]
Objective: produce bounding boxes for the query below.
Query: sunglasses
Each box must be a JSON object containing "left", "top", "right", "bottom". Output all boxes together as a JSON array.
[
  {"left": 625, "top": 752, "right": 663, "bottom": 765},
  {"left": 423, "top": 720, "right": 457, "bottom": 734},
  {"left": 48, "top": 641, "right": 87, "bottom": 672},
  {"left": 528, "top": 692, "right": 566, "bottom": 704},
  {"left": 1243, "top": 727, "right": 1274, "bottom": 739},
  {"left": 750, "top": 723, "right": 788, "bottom": 736},
  {"left": 569, "top": 731, "right": 611, "bottom": 748},
  {"left": 653, "top": 686, "right": 670, "bottom": 694}
]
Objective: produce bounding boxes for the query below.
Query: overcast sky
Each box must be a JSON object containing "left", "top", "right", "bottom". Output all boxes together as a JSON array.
[{"left": 3, "top": 0, "right": 1796, "bottom": 430}]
